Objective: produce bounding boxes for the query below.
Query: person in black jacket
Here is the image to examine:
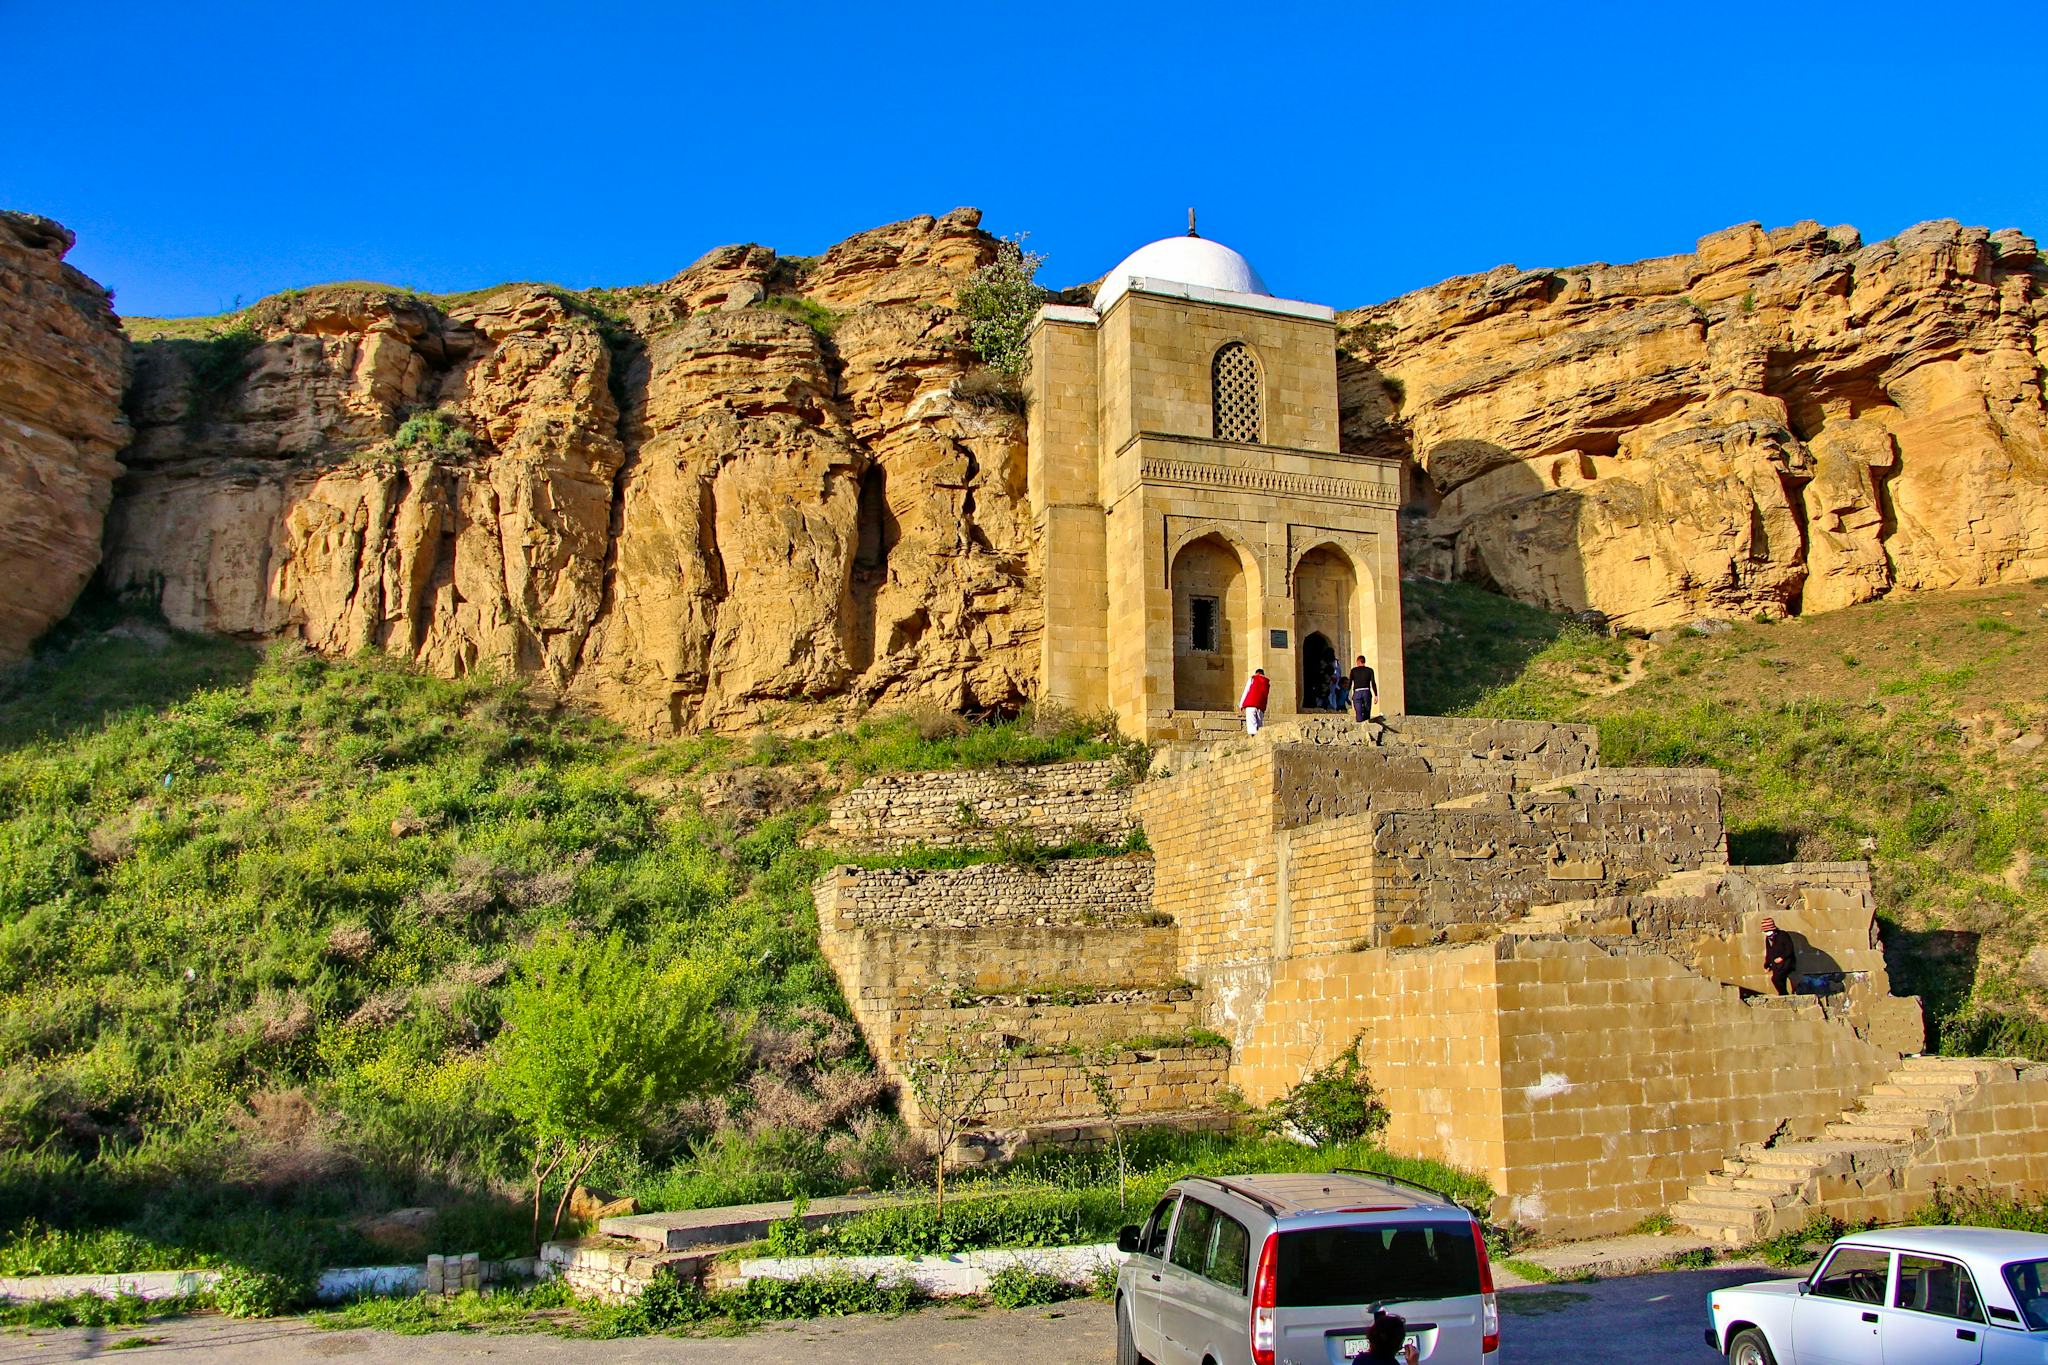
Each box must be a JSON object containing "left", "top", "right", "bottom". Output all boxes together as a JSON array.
[
  {"left": 1762, "top": 917, "right": 1797, "bottom": 995},
  {"left": 1349, "top": 655, "right": 1377, "bottom": 723}
]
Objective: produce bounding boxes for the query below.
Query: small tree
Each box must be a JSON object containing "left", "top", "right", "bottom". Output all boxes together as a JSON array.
[
  {"left": 1080, "top": 1046, "right": 1130, "bottom": 1212},
  {"left": 900, "top": 1026, "right": 1016, "bottom": 1233},
  {"left": 959, "top": 234, "right": 1049, "bottom": 379},
  {"left": 492, "top": 928, "right": 740, "bottom": 1249}
]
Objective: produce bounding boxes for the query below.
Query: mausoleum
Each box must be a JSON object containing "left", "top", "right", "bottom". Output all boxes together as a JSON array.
[{"left": 1025, "top": 225, "right": 1406, "bottom": 740}]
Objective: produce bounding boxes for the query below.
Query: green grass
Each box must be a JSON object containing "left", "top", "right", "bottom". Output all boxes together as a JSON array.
[
  {"left": 756, "top": 295, "right": 840, "bottom": 339},
  {"left": 767, "top": 1130, "right": 1493, "bottom": 1258},
  {"left": 0, "top": 609, "right": 1126, "bottom": 1275}
]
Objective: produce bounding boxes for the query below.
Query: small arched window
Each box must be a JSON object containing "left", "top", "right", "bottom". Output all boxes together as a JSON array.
[{"left": 1212, "top": 342, "right": 1262, "bottom": 444}]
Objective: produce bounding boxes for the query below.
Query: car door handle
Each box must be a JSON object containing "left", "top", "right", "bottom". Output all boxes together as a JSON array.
[
  {"left": 1150, "top": 1273, "right": 1161, "bottom": 1282},
  {"left": 1861, "top": 1312, "right": 1879, "bottom": 1323},
  {"left": 1958, "top": 1328, "right": 1977, "bottom": 1341}
]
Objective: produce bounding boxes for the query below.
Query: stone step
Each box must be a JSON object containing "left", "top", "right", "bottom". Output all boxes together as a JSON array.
[
  {"left": 1897, "top": 1056, "right": 2003, "bottom": 1079},
  {"left": 1670, "top": 1202, "right": 1765, "bottom": 1244},
  {"left": 1684, "top": 1187, "right": 1777, "bottom": 1213},
  {"left": 1720, "top": 1174, "right": 1806, "bottom": 1195},
  {"left": 1871, "top": 1080, "right": 1970, "bottom": 1100},
  {"left": 1824, "top": 1121, "right": 1925, "bottom": 1143},
  {"left": 1856, "top": 1094, "right": 1951, "bottom": 1114}
]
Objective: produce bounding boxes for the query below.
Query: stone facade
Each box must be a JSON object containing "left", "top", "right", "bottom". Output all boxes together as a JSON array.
[
  {"left": 1025, "top": 268, "right": 1406, "bottom": 741},
  {"left": 821, "top": 759, "right": 1134, "bottom": 852}
]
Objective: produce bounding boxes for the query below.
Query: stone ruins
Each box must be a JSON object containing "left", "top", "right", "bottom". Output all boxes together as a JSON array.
[{"left": 815, "top": 718, "right": 2048, "bottom": 1238}]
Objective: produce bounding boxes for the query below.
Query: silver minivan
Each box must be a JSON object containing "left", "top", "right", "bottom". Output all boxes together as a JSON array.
[{"left": 1113, "top": 1171, "right": 1500, "bottom": 1364}]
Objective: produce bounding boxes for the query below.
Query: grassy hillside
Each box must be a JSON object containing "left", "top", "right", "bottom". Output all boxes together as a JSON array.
[
  {"left": 1405, "top": 577, "right": 2048, "bottom": 1051},
  {"left": 0, "top": 606, "right": 1131, "bottom": 1274}
]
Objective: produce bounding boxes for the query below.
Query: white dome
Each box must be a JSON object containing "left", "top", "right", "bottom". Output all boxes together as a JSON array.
[{"left": 1092, "top": 235, "right": 1269, "bottom": 313}]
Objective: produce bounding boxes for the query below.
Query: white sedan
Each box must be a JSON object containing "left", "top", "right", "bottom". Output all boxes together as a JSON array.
[{"left": 1707, "top": 1226, "right": 2048, "bottom": 1364}]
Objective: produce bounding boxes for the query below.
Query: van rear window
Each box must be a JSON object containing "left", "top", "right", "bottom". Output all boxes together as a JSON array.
[{"left": 1274, "top": 1220, "right": 1481, "bottom": 1308}]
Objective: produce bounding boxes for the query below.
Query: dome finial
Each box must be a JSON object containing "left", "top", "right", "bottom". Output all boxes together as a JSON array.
[{"left": 1187, "top": 207, "right": 1198, "bottom": 238}]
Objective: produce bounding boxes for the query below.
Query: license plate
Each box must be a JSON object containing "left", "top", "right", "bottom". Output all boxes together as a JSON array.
[{"left": 1340, "top": 1335, "right": 1418, "bottom": 1357}]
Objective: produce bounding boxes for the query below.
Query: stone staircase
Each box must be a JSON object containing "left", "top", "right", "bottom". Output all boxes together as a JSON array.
[{"left": 1670, "top": 1055, "right": 2005, "bottom": 1245}]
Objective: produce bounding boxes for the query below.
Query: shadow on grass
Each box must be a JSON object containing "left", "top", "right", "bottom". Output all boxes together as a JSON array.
[
  {"left": 1403, "top": 579, "right": 1579, "bottom": 716},
  {"left": 0, "top": 596, "right": 259, "bottom": 751}
]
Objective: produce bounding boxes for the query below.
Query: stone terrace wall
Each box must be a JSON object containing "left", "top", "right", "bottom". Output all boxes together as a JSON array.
[
  {"left": 1138, "top": 721, "right": 1611, "bottom": 973},
  {"left": 979, "top": 1045, "right": 1229, "bottom": 1126},
  {"left": 816, "top": 855, "right": 1155, "bottom": 928},
  {"left": 813, "top": 856, "right": 1175, "bottom": 1074},
  {"left": 823, "top": 759, "right": 1135, "bottom": 852},
  {"left": 1345, "top": 774, "right": 1728, "bottom": 947}
]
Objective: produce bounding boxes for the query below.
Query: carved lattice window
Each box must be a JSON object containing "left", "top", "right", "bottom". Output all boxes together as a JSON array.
[{"left": 1212, "top": 343, "right": 1262, "bottom": 443}]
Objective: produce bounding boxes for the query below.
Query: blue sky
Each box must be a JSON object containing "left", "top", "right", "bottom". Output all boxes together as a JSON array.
[{"left": 6, "top": 1, "right": 2043, "bottom": 319}]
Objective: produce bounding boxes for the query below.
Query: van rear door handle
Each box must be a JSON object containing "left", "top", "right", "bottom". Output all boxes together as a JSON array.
[
  {"left": 1861, "top": 1312, "right": 1879, "bottom": 1323},
  {"left": 1958, "top": 1328, "right": 1977, "bottom": 1341},
  {"left": 1150, "top": 1273, "right": 1161, "bottom": 1282}
]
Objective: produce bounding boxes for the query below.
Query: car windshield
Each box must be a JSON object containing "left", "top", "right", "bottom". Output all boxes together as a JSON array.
[
  {"left": 2003, "top": 1258, "right": 2048, "bottom": 1331},
  {"left": 1274, "top": 1220, "right": 1480, "bottom": 1308}
]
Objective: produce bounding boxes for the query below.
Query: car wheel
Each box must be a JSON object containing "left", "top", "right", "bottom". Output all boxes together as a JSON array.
[
  {"left": 1726, "top": 1327, "right": 1777, "bottom": 1365},
  {"left": 1115, "top": 1295, "right": 1145, "bottom": 1365}
]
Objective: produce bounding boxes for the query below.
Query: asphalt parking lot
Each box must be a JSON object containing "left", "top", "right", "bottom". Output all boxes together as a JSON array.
[{"left": 0, "top": 1264, "right": 1772, "bottom": 1362}]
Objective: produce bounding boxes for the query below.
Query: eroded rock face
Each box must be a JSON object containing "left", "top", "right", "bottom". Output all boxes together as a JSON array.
[
  {"left": 1346, "top": 219, "right": 2048, "bottom": 628},
  {"left": 0, "top": 212, "right": 130, "bottom": 660},
  {"left": 102, "top": 208, "right": 1037, "bottom": 732}
]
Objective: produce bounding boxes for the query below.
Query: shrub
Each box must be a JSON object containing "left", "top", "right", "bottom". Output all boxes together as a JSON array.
[
  {"left": 986, "top": 1263, "right": 1080, "bottom": 1308},
  {"left": 1271, "top": 1035, "right": 1389, "bottom": 1145},
  {"left": 959, "top": 235, "right": 1047, "bottom": 379},
  {"left": 718, "top": 1269, "right": 925, "bottom": 1322},
  {"left": 0, "top": 1290, "right": 157, "bottom": 1328},
  {"left": 212, "top": 1264, "right": 304, "bottom": 1319},
  {"left": 492, "top": 929, "right": 740, "bottom": 1248},
  {"left": 390, "top": 407, "right": 475, "bottom": 460}
]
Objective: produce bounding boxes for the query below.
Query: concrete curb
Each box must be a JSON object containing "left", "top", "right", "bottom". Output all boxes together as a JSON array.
[
  {"left": 0, "top": 1256, "right": 540, "bottom": 1305},
  {"left": 729, "top": 1244, "right": 1123, "bottom": 1297},
  {"left": 1496, "top": 1233, "right": 1723, "bottom": 1286}
]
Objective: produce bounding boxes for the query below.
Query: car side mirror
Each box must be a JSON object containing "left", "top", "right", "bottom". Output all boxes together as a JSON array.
[
  {"left": 1796, "top": 1281, "right": 1810, "bottom": 1295},
  {"left": 1117, "top": 1226, "right": 1143, "bottom": 1255}
]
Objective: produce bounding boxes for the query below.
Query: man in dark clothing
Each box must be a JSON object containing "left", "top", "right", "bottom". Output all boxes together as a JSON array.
[
  {"left": 1351, "top": 1309, "right": 1418, "bottom": 1364},
  {"left": 1349, "top": 655, "right": 1377, "bottom": 722},
  {"left": 1762, "top": 916, "right": 1797, "bottom": 995}
]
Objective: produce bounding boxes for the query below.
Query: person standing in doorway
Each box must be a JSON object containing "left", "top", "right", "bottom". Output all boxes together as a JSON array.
[
  {"left": 1349, "top": 655, "right": 1377, "bottom": 723},
  {"left": 1239, "top": 667, "right": 1271, "bottom": 735},
  {"left": 1761, "top": 917, "right": 1797, "bottom": 995}
]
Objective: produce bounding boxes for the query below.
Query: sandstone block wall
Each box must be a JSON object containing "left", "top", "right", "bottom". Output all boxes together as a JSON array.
[
  {"left": 822, "top": 759, "right": 1134, "bottom": 852},
  {"left": 1488, "top": 936, "right": 1897, "bottom": 1233},
  {"left": 1228, "top": 933, "right": 1903, "bottom": 1236}
]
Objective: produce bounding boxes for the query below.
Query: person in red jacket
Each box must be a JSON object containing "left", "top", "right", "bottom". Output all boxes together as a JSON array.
[{"left": 1239, "top": 667, "right": 1271, "bottom": 735}]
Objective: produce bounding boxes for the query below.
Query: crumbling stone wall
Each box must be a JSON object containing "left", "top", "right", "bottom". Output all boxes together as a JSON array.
[{"left": 822, "top": 759, "right": 1136, "bottom": 852}]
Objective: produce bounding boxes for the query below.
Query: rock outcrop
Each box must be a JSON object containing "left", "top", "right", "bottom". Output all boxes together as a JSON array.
[
  {"left": 101, "top": 209, "right": 1036, "bottom": 732},
  {"left": 50, "top": 208, "right": 2048, "bottom": 718},
  {"left": 1344, "top": 219, "right": 2048, "bottom": 629},
  {"left": 0, "top": 212, "right": 130, "bottom": 660}
]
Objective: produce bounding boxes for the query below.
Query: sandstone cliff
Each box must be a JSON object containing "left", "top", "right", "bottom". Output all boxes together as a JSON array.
[
  {"left": 0, "top": 212, "right": 129, "bottom": 661},
  {"left": 101, "top": 209, "right": 1036, "bottom": 733},
  {"left": 39, "top": 210, "right": 2048, "bottom": 723},
  {"left": 1343, "top": 220, "right": 2048, "bottom": 628}
]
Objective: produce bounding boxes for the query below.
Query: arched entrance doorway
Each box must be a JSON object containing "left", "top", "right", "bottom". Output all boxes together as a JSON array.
[
  {"left": 1293, "top": 545, "right": 1359, "bottom": 709},
  {"left": 1300, "top": 632, "right": 1336, "bottom": 709},
  {"left": 1170, "top": 534, "right": 1249, "bottom": 711}
]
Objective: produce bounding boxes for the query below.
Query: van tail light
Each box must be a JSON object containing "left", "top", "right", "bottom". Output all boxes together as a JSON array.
[
  {"left": 1471, "top": 1217, "right": 1499, "bottom": 1355},
  {"left": 1251, "top": 1231, "right": 1279, "bottom": 1365}
]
